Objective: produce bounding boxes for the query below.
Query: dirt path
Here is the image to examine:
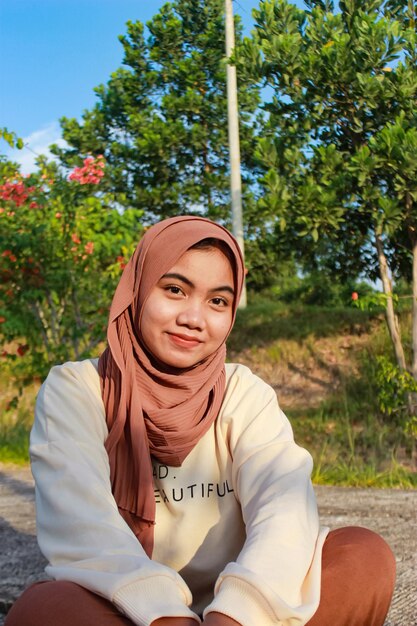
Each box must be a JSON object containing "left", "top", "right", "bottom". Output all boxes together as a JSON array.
[{"left": 0, "top": 463, "right": 415, "bottom": 625}]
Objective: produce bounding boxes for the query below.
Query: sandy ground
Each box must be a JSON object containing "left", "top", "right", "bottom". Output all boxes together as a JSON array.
[{"left": 0, "top": 463, "right": 416, "bottom": 625}]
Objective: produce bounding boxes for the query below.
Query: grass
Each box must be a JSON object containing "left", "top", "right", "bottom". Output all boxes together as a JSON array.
[
  {"left": 0, "top": 421, "right": 30, "bottom": 465},
  {"left": 228, "top": 297, "right": 417, "bottom": 488},
  {"left": 229, "top": 300, "right": 376, "bottom": 353},
  {"left": 0, "top": 379, "right": 36, "bottom": 464},
  {"left": 1, "top": 298, "right": 416, "bottom": 486}
]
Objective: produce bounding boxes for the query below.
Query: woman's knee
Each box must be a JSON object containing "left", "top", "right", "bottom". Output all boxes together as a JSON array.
[
  {"left": 5, "top": 580, "right": 132, "bottom": 626},
  {"left": 307, "top": 526, "right": 396, "bottom": 626},
  {"left": 327, "top": 527, "right": 395, "bottom": 574},
  {"left": 323, "top": 526, "right": 396, "bottom": 598}
]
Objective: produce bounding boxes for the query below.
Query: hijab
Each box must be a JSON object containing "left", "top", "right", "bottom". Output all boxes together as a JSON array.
[{"left": 98, "top": 216, "right": 244, "bottom": 556}]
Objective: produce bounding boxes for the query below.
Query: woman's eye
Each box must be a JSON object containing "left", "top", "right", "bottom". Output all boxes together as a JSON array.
[
  {"left": 165, "top": 285, "right": 183, "bottom": 295},
  {"left": 211, "top": 297, "right": 228, "bottom": 307}
]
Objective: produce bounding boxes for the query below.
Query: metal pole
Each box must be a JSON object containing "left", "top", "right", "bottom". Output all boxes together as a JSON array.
[{"left": 225, "top": 0, "right": 247, "bottom": 307}]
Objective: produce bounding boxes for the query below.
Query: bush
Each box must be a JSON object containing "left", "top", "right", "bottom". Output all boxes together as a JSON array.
[{"left": 0, "top": 155, "right": 144, "bottom": 386}]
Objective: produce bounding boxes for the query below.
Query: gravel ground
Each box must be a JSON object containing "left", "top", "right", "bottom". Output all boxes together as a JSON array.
[{"left": 0, "top": 464, "right": 416, "bottom": 625}]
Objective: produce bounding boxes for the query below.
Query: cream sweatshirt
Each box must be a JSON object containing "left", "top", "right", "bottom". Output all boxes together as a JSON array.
[{"left": 30, "top": 359, "right": 328, "bottom": 626}]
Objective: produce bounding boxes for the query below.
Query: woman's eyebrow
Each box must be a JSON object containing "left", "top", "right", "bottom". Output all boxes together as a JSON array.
[
  {"left": 161, "top": 273, "right": 234, "bottom": 296},
  {"left": 162, "top": 272, "right": 194, "bottom": 287},
  {"left": 208, "top": 285, "right": 235, "bottom": 296}
]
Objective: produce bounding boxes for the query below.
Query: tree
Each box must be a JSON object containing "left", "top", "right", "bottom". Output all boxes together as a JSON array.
[
  {"left": 241, "top": 0, "right": 417, "bottom": 412},
  {"left": 52, "top": 0, "right": 260, "bottom": 226}
]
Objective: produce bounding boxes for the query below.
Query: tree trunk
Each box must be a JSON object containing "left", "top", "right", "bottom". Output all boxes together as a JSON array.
[
  {"left": 375, "top": 231, "right": 407, "bottom": 370},
  {"left": 409, "top": 226, "right": 417, "bottom": 380},
  {"left": 409, "top": 225, "right": 417, "bottom": 415}
]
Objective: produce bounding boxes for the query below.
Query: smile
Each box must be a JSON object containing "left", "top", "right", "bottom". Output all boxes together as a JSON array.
[{"left": 167, "top": 333, "right": 203, "bottom": 348}]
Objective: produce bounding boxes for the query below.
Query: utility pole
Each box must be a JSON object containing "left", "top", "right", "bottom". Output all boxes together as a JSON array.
[{"left": 225, "top": 0, "right": 247, "bottom": 308}]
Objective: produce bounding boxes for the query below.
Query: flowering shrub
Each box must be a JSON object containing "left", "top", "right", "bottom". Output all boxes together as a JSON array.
[
  {"left": 68, "top": 155, "right": 105, "bottom": 185},
  {"left": 0, "top": 176, "right": 36, "bottom": 207},
  {"left": 0, "top": 154, "right": 144, "bottom": 383}
]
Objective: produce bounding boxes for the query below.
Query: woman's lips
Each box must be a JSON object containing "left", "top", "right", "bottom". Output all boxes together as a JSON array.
[{"left": 167, "top": 333, "right": 202, "bottom": 348}]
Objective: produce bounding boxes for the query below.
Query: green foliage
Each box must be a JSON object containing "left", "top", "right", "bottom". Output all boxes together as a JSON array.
[
  {"left": 375, "top": 355, "right": 417, "bottom": 436},
  {"left": 52, "top": 0, "right": 260, "bottom": 226},
  {"left": 271, "top": 271, "right": 367, "bottom": 306},
  {"left": 0, "top": 156, "right": 144, "bottom": 383},
  {"left": 351, "top": 290, "right": 398, "bottom": 311},
  {"left": 243, "top": 0, "right": 417, "bottom": 260},
  {"left": 242, "top": 0, "right": 417, "bottom": 387},
  {"left": 0, "top": 128, "right": 23, "bottom": 150}
]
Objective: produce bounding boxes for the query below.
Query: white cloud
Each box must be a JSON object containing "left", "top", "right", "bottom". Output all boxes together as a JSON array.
[{"left": 4, "top": 122, "right": 68, "bottom": 174}]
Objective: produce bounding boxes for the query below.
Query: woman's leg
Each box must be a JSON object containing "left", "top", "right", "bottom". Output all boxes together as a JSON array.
[
  {"left": 307, "top": 526, "right": 396, "bottom": 626},
  {"left": 6, "top": 527, "right": 396, "bottom": 626},
  {"left": 4, "top": 580, "right": 133, "bottom": 626}
]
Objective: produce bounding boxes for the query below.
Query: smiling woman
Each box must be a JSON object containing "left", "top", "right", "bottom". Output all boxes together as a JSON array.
[
  {"left": 141, "top": 244, "right": 234, "bottom": 369},
  {"left": 5, "top": 216, "right": 395, "bottom": 626}
]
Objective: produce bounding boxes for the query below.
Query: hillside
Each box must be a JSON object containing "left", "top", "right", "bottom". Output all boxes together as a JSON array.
[
  {"left": 1, "top": 300, "right": 416, "bottom": 486},
  {"left": 227, "top": 300, "right": 416, "bottom": 487}
]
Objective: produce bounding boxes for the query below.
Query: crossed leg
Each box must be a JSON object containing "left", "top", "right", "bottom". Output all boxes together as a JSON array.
[{"left": 5, "top": 527, "right": 396, "bottom": 626}]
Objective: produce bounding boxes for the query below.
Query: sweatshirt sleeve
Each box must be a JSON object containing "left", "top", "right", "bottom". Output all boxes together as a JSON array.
[
  {"left": 204, "top": 366, "right": 328, "bottom": 626},
  {"left": 30, "top": 360, "right": 200, "bottom": 626}
]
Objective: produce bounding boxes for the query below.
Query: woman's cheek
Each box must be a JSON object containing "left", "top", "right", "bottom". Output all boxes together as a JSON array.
[{"left": 212, "top": 312, "right": 233, "bottom": 341}]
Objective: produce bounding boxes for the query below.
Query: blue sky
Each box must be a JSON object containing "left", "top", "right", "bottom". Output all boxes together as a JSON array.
[{"left": 0, "top": 0, "right": 269, "bottom": 172}]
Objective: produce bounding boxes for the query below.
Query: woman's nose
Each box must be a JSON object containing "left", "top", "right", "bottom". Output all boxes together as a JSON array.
[{"left": 176, "top": 302, "right": 205, "bottom": 330}]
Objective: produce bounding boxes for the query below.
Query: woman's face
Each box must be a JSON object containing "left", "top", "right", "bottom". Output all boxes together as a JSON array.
[{"left": 140, "top": 247, "right": 234, "bottom": 369}]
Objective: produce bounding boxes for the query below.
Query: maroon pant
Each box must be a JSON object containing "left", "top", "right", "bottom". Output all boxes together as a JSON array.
[{"left": 5, "top": 527, "right": 396, "bottom": 626}]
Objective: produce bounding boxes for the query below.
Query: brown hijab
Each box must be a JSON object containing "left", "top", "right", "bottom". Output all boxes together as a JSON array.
[{"left": 98, "top": 216, "right": 244, "bottom": 556}]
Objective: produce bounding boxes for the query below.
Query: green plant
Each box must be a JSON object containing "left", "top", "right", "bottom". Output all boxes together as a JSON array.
[
  {"left": 351, "top": 291, "right": 398, "bottom": 312},
  {"left": 0, "top": 155, "right": 144, "bottom": 386},
  {"left": 376, "top": 355, "right": 417, "bottom": 439},
  {"left": 53, "top": 0, "right": 260, "bottom": 226},
  {"left": 242, "top": 0, "right": 417, "bottom": 391}
]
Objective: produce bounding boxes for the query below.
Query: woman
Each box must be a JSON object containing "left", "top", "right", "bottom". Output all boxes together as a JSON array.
[{"left": 6, "top": 216, "right": 395, "bottom": 626}]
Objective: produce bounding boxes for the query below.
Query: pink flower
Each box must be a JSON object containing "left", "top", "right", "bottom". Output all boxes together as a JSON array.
[
  {"left": 351, "top": 292, "right": 359, "bottom": 301},
  {"left": 71, "top": 233, "right": 81, "bottom": 244},
  {"left": 68, "top": 155, "right": 106, "bottom": 185},
  {"left": 0, "top": 179, "right": 33, "bottom": 206},
  {"left": 84, "top": 241, "right": 94, "bottom": 255}
]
